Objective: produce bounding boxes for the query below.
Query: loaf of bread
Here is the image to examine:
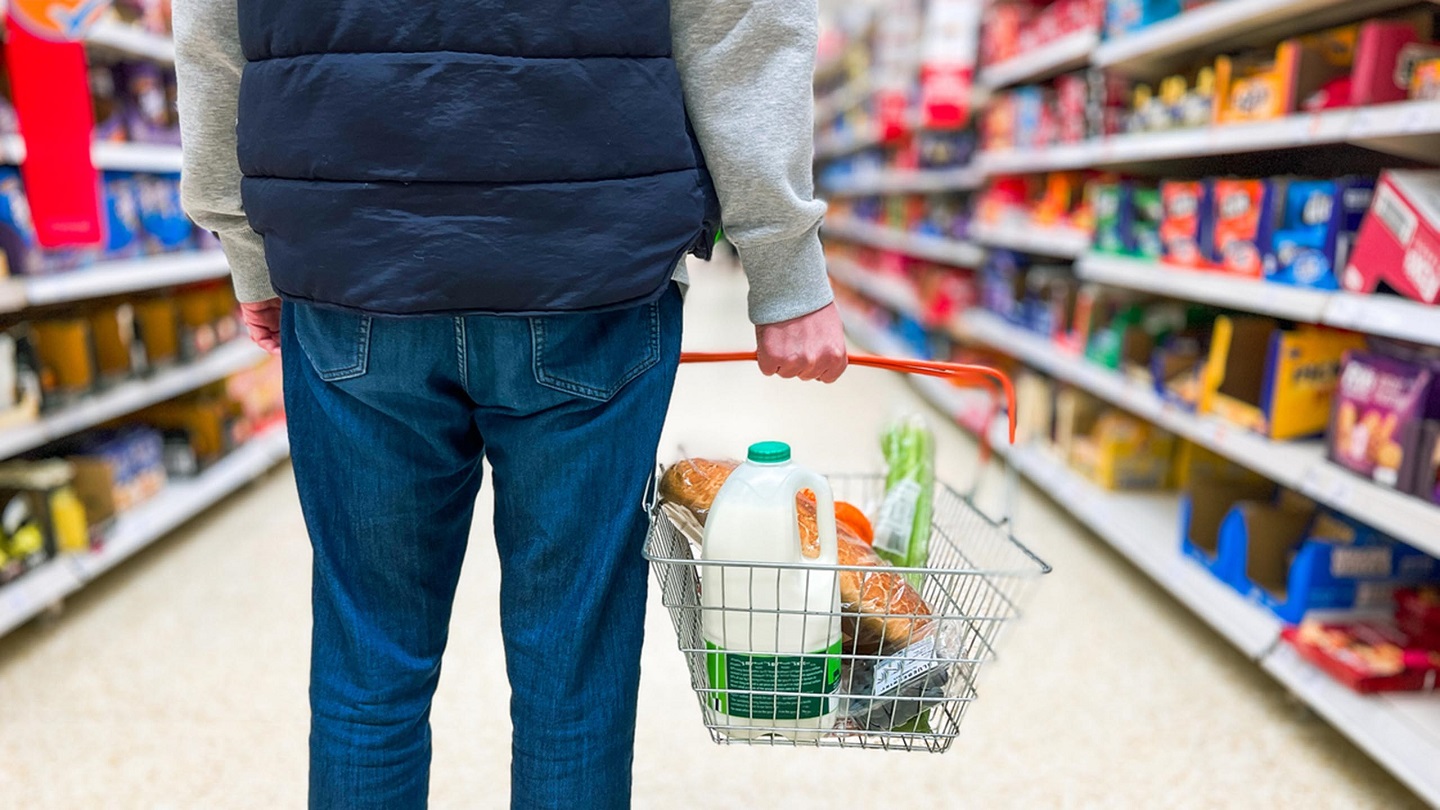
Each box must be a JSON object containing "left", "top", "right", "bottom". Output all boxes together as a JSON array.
[{"left": 658, "top": 459, "right": 932, "bottom": 655}]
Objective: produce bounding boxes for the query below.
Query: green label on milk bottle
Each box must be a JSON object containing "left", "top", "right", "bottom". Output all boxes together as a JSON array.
[{"left": 705, "top": 641, "right": 843, "bottom": 719}]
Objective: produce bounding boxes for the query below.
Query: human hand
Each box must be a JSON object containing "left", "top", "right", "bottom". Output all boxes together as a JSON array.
[
  {"left": 754, "top": 302, "right": 848, "bottom": 383},
  {"left": 240, "top": 299, "right": 282, "bottom": 355}
]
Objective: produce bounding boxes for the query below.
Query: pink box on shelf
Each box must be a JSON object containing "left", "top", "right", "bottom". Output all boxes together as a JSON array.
[{"left": 1343, "top": 170, "right": 1440, "bottom": 305}]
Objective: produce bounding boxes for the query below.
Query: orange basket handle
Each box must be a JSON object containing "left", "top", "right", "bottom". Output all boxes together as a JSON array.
[{"left": 679, "top": 351, "right": 1017, "bottom": 445}]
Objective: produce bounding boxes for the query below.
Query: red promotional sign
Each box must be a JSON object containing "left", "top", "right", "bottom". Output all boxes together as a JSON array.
[{"left": 4, "top": 13, "right": 104, "bottom": 248}]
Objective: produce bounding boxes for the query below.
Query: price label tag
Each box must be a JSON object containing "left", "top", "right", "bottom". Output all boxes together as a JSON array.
[{"left": 1301, "top": 466, "right": 1354, "bottom": 509}]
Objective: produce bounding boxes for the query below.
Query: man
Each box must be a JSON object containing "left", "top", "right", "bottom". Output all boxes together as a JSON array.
[{"left": 173, "top": 1, "right": 845, "bottom": 807}]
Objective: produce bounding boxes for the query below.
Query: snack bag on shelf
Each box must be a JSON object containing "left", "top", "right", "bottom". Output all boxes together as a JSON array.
[
  {"left": 138, "top": 174, "right": 194, "bottom": 254},
  {"left": 875, "top": 414, "right": 935, "bottom": 582},
  {"left": 101, "top": 172, "right": 144, "bottom": 261}
]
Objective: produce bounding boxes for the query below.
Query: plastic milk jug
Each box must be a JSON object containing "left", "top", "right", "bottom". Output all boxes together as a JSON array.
[{"left": 701, "top": 441, "right": 843, "bottom": 740}]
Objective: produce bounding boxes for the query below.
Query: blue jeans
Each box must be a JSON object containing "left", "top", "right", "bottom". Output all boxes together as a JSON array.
[{"left": 281, "top": 286, "right": 683, "bottom": 809}]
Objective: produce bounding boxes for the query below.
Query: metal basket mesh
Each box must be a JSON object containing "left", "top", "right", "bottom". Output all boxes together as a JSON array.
[{"left": 644, "top": 474, "right": 1049, "bottom": 752}]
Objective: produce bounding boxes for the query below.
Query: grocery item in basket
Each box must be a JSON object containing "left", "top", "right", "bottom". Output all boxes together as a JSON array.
[
  {"left": 659, "top": 458, "right": 933, "bottom": 656},
  {"left": 837, "top": 632, "right": 949, "bottom": 732},
  {"left": 875, "top": 414, "right": 935, "bottom": 581},
  {"left": 700, "top": 442, "right": 843, "bottom": 739}
]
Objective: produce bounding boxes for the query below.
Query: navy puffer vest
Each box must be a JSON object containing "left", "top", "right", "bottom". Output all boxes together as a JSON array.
[{"left": 235, "top": 0, "right": 719, "bottom": 315}]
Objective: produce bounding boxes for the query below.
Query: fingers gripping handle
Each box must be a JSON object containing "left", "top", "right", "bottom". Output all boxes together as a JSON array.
[{"left": 679, "top": 351, "right": 1018, "bottom": 445}]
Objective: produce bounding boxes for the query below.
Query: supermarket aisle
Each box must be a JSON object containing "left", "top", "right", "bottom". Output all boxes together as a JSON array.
[{"left": 0, "top": 263, "right": 1420, "bottom": 809}]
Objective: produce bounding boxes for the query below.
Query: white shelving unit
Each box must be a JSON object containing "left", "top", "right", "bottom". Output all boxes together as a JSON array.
[
  {"left": 0, "top": 340, "right": 267, "bottom": 460},
  {"left": 824, "top": 215, "right": 986, "bottom": 267},
  {"left": 976, "top": 100, "right": 1440, "bottom": 173},
  {"left": 0, "top": 426, "right": 290, "bottom": 638},
  {"left": 824, "top": 165, "right": 982, "bottom": 197},
  {"left": 828, "top": 257, "right": 922, "bottom": 316},
  {"left": 84, "top": 22, "right": 176, "bottom": 62},
  {"left": 955, "top": 309, "right": 1440, "bottom": 558},
  {"left": 970, "top": 222, "right": 1092, "bottom": 259},
  {"left": 841, "top": 294, "right": 1440, "bottom": 808},
  {"left": 978, "top": 28, "right": 1100, "bottom": 90},
  {"left": 18, "top": 251, "right": 230, "bottom": 310},
  {"left": 1092, "top": 0, "right": 1422, "bottom": 77},
  {"left": 1077, "top": 253, "right": 1440, "bottom": 348},
  {"left": 0, "top": 136, "right": 183, "bottom": 174}
]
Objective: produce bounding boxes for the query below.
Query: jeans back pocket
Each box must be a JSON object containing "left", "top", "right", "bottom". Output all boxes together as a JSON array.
[
  {"left": 291, "top": 304, "right": 373, "bottom": 382},
  {"left": 530, "top": 301, "right": 661, "bottom": 402}
]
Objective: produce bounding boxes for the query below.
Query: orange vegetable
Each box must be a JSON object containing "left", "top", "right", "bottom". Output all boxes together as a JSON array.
[{"left": 834, "top": 501, "right": 874, "bottom": 545}]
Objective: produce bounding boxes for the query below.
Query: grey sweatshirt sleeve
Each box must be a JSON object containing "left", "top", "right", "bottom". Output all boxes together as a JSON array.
[
  {"left": 671, "top": 0, "right": 834, "bottom": 325},
  {"left": 172, "top": 0, "right": 275, "bottom": 303}
]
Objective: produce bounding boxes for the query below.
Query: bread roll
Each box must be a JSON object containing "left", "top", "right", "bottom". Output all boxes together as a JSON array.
[{"left": 658, "top": 459, "right": 932, "bottom": 655}]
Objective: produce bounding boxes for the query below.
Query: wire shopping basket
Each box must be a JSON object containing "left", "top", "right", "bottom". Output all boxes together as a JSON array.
[{"left": 644, "top": 352, "right": 1051, "bottom": 752}]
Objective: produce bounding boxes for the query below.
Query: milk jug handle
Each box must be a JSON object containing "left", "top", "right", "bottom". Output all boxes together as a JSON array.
[{"left": 785, "top": 469, "right": 837, "bottom": 565}]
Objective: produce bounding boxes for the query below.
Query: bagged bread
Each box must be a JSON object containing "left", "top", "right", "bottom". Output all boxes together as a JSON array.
[{"left": 658, "top": 459, "right": 932, "bottom": 655}]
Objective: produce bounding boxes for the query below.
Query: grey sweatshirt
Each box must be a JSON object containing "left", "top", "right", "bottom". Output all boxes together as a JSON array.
[{"left": 173, "top": 0, "right": 832, "bottom": 325}]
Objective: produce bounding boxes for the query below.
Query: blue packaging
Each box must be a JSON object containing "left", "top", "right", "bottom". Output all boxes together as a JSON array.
[
  {"left": 138, "top": 174, "right": 194, "bottom": 254},
  {"left": 102, "top": 172, "right": 144, "bottom": 260},
  {"left": 1105, "top": 0, "right": 1182, "bottom": 41},
  {"left": 0, "top": 168, "right": 38, "bottom": 276},
  {"left": 1265, "top": 177, "right": 1375, "bottom": 290}
]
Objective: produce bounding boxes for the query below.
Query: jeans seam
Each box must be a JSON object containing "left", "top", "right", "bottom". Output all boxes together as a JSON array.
[
  {"left": 313, "top": 314, "right": 372, "bottom": 382},
  {"left": 529, "top": 302, "right": 661, "bottom": 401},
  {"left": 454, "top": 317, "right": 468, "bottom": 389}
]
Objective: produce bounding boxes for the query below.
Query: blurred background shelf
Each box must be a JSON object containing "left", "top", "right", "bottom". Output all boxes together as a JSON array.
[{"left": 824, "top": 215, "right": 985, "bottom": 267}]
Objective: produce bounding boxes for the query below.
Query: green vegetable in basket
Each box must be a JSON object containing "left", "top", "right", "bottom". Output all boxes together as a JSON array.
[{"left": 874, "top": 414, "right": 934, "bottom": 585}]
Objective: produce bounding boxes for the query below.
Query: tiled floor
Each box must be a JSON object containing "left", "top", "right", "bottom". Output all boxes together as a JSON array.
[{"left": 0, "top": 263, "right": 1422, "bottom": 808}]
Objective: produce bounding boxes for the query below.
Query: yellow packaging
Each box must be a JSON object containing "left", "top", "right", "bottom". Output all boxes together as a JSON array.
[
  {"left": 1214, "top": 25, "right": 1357, "bottom": 124},
  {"left": 134, "top": 297, "right": 179, "bottom": 366},
  {"left": 32, "top": 318, "right": 96, "bottom": 397},
  {"left": 1069, "top": 410, "right": 1177, "bottom": 490},
  {"left": 1411, "top": 58, "right": 1440, "bottom": 100},
  {"left": 1201, "top": 316, "right": 1366, "bottom": 440},
  {"left": 88, "top": 305, "right": 135, "bottom": 382}
]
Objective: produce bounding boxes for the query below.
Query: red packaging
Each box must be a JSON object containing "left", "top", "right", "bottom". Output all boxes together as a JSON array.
[
  {"left": 1283, "top": 620, "right": 1440, "bottom": 694},
  {"left": 1055, "top": 73, "right": 1089, "bottom": 144},
  {"left": 1350, "top": 20, "right": 1425, "bottom": 106},
  {"left": 1397, "top": 586, "right": 1440, "bottom": 629},
  {"left": 1343, "top": 170, "right": 1440, "bottom": 305},
  {"left": 1211, "top": 179, "right": 1274, "bottom": 278},
  {"left": 1160, "top": 181, "right": 1211, "bottom": 267}
]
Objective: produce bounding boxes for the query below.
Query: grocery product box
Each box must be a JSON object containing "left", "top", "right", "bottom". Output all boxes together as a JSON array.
[
  {"left": 0, "top": 460, "right": 90, "bottom": 557},
  {"left": 1284, "top": 620, "right": 1440, "bottom": 693},
  {"left": 1067, "top": 408, "right": 1177, "bottom": 490},
  {"left": 67, "top": 427, "right": 167, "bottom": 513},
  {"left": 1343, "top": 170, "right": 1440, "bottom": 305},
  {"left": 1327, "top": 350, "right": 1440, "bottom": 495},
  {"left": 1349, "top": 16, "right": 1435, "bottom": 107},
  {"left": 1179, "top": 472, "right": 1276, "bottom": 574},
  {"left": 1266, "top": 177, "right": 1375, "bottom": 290},
  {"left": 1214, "top": 26, "right": 1356, "bottom": 124},
  {"left": 1233, "top": 506, "right": 1440, "bottom": 623},
  {"left": 31, "top": 317, "right": 98, "bottom": 406},
  {"left": 1159, "top": 180, "right": 1216, "bottom": 268},
  {"left": 1397, "top": 586, "right": 1440, "bottom": 648},
  {"left": 1210, "top": 179, "right": 1279, "bottom": 278},
  {"left": 1201, "top": 316, "right": 1366, "bottom": 440}
]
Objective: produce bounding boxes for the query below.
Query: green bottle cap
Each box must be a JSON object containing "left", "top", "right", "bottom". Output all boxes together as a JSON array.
[{"left": 747, "top": 441, "right": 791, "bottom": 464}]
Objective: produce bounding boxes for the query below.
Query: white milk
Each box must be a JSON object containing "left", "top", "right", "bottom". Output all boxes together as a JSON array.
[{"left": 701, "top": 441, "right": 842, "bottom": 740}]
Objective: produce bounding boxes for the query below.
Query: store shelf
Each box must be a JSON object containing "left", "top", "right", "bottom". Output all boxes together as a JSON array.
[
  {"left": 824, "top": 216, "right": 986, "bottom": 267},
  {"left": 0, "top": 136, "right": 183, "bottom": 173},
  {"left": 1262, "top": 645, "right": 1440, "bottom": 809},
  {"left": 1077, "top": 253, "right": 1440, "bottom": 347},
  {"left": 73, "top": 425, "right": 291, "bottom": 580},
  {"left": 1077, "top": 254, "right": 1332, "bottom": 321},
  {"left": 85, "top": 22, "right": 176, "bottom": 62},
  {"left": 843, "top": 300, "right": 1440, "bottom": 805},
  {"left": 978, "top": 29, "right": 1100, "bottom": 90},
  {"left": 970, "top": 222, "right": 1092, "bottom": 259},
  {"left": 954, "top": 309, "right": 1440, "bottom": 557},
  {"left": 0, "top": 340, "right": 267, "bottom": 461},
  {"left": 815, "top": 125, "right": 883, "bottom": 160},
  {"left": 815, "top": 81, "right": 871, "bottom": 130},
  {"left": 0, "top": 425, "right": 289, "bottom": 639},
  {"left": 828, "top": 257, "right": 922, "bottom": 317},
  {"left": 976, "top": 100, "right": 1440, "bottom": 173},
  {"left": 19, "top": 251, "right": 229, "bottom": 309},
  {"left": 824, "top": 165, "right": 982, "bottom": 197},
  {"left": 1092, "top": 0, "right": 1421, "bottom": 78}
]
